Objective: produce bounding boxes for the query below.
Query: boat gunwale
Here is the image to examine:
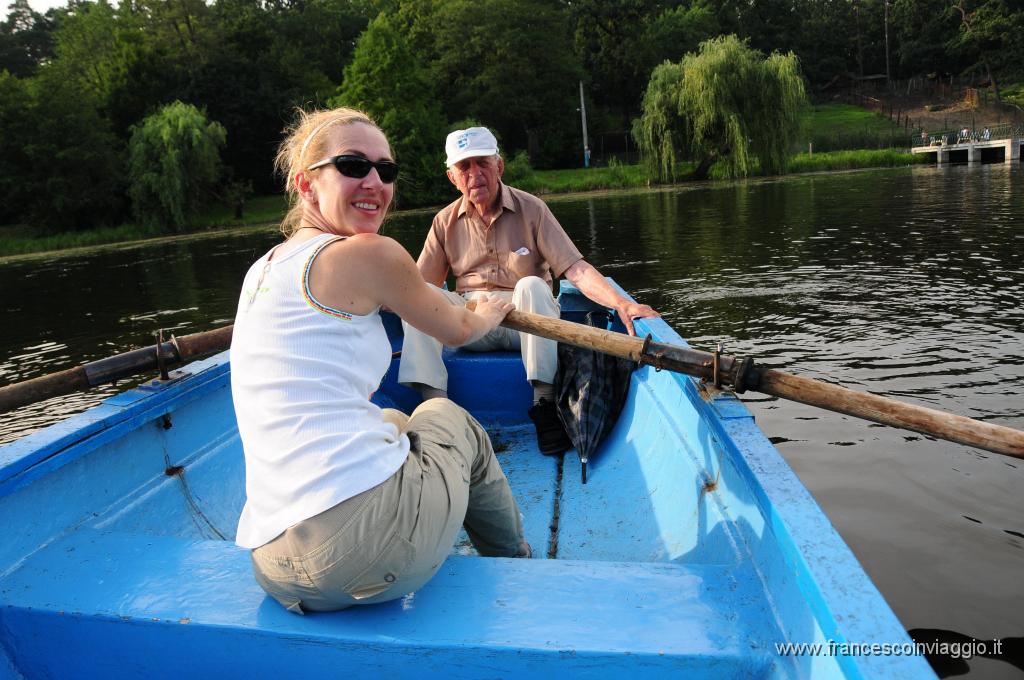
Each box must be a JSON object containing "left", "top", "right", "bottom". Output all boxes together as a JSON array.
[{"left": 0, "top": 354, "right": 229, "bottom": 500}]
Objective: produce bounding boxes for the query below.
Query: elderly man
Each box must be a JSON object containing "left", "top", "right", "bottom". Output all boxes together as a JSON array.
[{"left": 399, "top": 127, "right": 658, "bottom": 454}]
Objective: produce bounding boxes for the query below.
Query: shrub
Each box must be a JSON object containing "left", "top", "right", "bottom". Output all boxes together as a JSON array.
[{"left": 502, "top": 150, "right": 534, "bottom": 184}]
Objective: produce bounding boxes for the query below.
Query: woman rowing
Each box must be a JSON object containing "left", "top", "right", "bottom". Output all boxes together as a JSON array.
[{"left": 230, "top": 107, "right": 529, "bottom": 613}]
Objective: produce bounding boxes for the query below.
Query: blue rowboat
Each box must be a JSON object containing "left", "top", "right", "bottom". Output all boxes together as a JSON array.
[{"left": 0, "top": 281, "right": 934, "bottom": 678}]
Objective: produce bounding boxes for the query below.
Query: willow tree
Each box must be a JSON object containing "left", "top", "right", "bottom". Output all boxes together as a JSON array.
[
  {"left": 634, "top": 35, "right": 806, "bottom": 181},
  {"left": 128, "top": 101, "right": 226, "bottom": 231}
]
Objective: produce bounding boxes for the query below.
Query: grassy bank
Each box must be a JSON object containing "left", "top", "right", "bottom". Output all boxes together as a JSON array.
[
  {"left": 0, "top": 223, "right": 165, "bottom": 257},
  {"left": 510, "top": 159, "right": 694, "bottom": 195},
  {"left": 525, "top": 149, "right": 925, "bottom": 189},
  {"left": 801, "top": 103, "right": 912, "bottom": 152},
  {"left": 788, "top": 149, "right": 928, "bottom": 172},
  {"left": 0, "top": 195, "right": 287, "bottom": 258},
  {"left": 1, "top": 150, "right": 931, "bottom": 258}
]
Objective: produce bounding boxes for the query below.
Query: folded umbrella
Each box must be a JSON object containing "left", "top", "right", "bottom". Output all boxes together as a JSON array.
[{"left": 555, "top": 311, "right": 635, "bottom": 483}]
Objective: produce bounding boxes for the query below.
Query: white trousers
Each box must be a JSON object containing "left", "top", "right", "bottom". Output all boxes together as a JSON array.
[{"left": 398, "top": 276, "right": 560, "bottom": 391}]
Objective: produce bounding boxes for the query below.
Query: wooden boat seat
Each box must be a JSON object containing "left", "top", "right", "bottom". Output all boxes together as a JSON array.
[{"left": 0, "top": 526, "right": 780, "bottom": 675}]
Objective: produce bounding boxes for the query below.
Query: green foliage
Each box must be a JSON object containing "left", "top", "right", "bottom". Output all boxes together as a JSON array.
[
  {"left": 502, "top": 151, "right": 534, "bottom": 185},
  {"left": 0, "top": 222, "right": 162, "bottom": 256},
  {"left": 0, "top": 71, "right": 32, "bottom": 223},
  {"left": 632, "top": 60, "right": 686, "bottom": 181},
  {"left": 184, "top": 0, "right": 372, "bottom": 194},
  {"left": 1001, "top": 83, "right": 1024, "bottom": 107},
  {"left": 23, "top": 66, "right": 126, "bottom": 230},
  {"left": 221, "top": 178, "right": 253, "bottom": 220},
  {"left": 893, "top": 0, "right": 960, "bottom": 77},
  {"left": 634, "top": 35, "right": 807, "bottom": 181},
  {"left": 949, "top": 0, "right": 1024, "bottom": 93},
  {"left": 50, "top": 1, "right": 145, "bottom": 107},
  {"left": 449, "top": 118, "right": 487, "bottom": 133},
  {"left": 495, "top": 161, "right": 658, "bottom": 196},
  {"left": 331, "top": 12, "right": 448, "bottom": 208},
  {"left": 0, "top": 193, "right": 289, "bottom": 257},
  {"left": 0, "top": 0, "right": 54, "bottom": 78},
  {"left": 127, "top": 101, "right": 226, "bottom": 231},
  {"left": 571, "top": 0, "right": 719, "bottom": 121},
  {"left": 405, "top": 0, "right": 583, "bottom": 167},
  {"left": 3, "top": 0, "right": 1023, "bottom": 239},
  {"left": 645, "top": 5, "right": 719, "bottom": 63}
]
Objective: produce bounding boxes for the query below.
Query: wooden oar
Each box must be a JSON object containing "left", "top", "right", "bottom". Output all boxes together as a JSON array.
[
  {"left": 496, "top": 308, "right": 1024, "bottom": 460},
  {"left": 0, "top": 326, "right": 235, "bottom": 414},
  {"left": 3, "top": 311, "right": 1022, "bottom": 460},
  {"left": 0, "top": 326, "right": 404, "bottom": 415}
]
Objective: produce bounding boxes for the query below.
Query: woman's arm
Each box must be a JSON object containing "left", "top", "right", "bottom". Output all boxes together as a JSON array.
[{"left": 312, "top": 234, "right": 510, "bottom": 347}]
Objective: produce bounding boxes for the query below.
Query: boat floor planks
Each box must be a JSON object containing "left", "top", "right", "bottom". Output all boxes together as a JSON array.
[{"left": 454, "top": 423, "right": 559, "bottom": 559}]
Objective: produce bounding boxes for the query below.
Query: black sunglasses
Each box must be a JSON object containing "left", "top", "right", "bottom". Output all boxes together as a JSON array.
[{"left": 307, "top": 155, "right": 399, "bottom": 184}]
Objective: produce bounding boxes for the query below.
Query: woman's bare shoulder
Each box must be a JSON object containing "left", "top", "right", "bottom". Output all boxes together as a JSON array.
[
  {"left": 316, "top": 233, "right": 415, "bottom": 284},
  {"left": 322, "top": 232, "right": 404, "bottom": 258}
]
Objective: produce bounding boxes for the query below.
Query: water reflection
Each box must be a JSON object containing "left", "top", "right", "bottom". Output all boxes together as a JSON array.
[{"left": 1, "top": 164, "right": 1023, "bottom": 678}]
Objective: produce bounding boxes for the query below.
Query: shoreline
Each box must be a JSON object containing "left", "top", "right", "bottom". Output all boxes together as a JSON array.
[{"left": 0, "top": 155, "right": 933, "bottom": 264}]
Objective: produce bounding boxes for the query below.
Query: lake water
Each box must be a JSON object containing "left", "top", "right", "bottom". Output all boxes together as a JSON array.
[{"left": 1, "top": 164, "right": 1022, "bottom": 678}]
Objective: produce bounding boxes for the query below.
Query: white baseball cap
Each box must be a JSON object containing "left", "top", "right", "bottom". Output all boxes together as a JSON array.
[{"left": 445, "top": 127, "right": 499, "bottom": 167}]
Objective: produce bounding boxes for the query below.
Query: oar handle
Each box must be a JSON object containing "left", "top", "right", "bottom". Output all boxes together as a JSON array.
[{"left": 493, "top": 307, "right": 1024, "bottom": 461}]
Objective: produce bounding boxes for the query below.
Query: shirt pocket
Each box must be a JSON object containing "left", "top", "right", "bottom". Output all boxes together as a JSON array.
[{"left": 506, "top": 249, "right": 541, "bottom": 279}]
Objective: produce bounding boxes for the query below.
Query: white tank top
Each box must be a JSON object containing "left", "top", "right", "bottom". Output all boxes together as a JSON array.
[{"left": 231, "top": 233, "right": 409, "bottom": 549}]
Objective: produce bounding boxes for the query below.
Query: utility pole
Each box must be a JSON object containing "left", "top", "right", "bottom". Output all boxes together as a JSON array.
[
  {"left": 884, "top": 0, "right": 892, "bottom": 89},
  {"left": 854, "top": 0, "right": 864, "bottom": 79},
  {"left": 579, "top": 80, "right": 590, "bottom": 168}
]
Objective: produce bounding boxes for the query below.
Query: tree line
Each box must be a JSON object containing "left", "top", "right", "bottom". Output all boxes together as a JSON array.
[{"left": 1, "top": 0, "right": 1021, "bottom": 232}]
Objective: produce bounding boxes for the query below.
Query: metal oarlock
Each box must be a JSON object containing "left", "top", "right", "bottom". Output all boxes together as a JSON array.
[
  {"left": 638, "top": 334, "right": 665, "bottom": 372},
  {"left": 155, "top": 330, "right": 171, "bottom": 381}
]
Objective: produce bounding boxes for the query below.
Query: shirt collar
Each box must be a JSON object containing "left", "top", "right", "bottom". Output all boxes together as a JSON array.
[{"left": 457, "top": 182, "right": 517, "bottom": 219}]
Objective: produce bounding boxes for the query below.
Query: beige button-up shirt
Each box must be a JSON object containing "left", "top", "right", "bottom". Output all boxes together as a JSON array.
[{"left": 417, "top": 184, "right": 583, "bottom": 293}]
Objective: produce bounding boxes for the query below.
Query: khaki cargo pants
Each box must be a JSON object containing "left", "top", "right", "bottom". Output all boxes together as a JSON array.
[{"left": 250, "top": 398, "right": 524, "bottom": 613}]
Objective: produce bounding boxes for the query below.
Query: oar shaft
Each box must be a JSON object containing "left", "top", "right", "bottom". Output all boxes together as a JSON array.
[
  {"left": 0, "top": 325, "right": 233, "bottom": 414},
  {"left": 0, "top": 365, "right": 92, "bottom": 414},
  {"left": 500, "top": 309, "right": 750, "bottom": 384},
  {"left": 757, "top": 369, "right": 1024, "bottom": 458},
  {"left": 500, "top": 309, "right": 645, "bottom": 359},
  {"left": 500, "top": 309, "right": 1024, "bottom": 460}
]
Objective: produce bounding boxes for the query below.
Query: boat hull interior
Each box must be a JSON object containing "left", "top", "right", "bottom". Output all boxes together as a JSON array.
[{"left": 0, "top": 283, "right": 933, "bottom": 678}]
